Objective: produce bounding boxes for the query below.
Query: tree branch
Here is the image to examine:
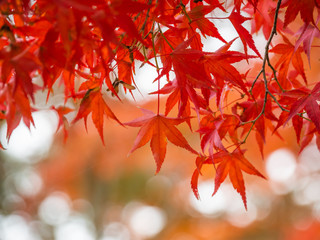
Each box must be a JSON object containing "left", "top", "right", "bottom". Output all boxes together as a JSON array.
[{"left": 242, "top": 0, "right": 283, "bottom": 143}]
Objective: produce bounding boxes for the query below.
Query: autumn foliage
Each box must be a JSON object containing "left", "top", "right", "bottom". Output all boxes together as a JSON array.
[{"left": 1, "top": 0, "right": 320, "bottom": 209}]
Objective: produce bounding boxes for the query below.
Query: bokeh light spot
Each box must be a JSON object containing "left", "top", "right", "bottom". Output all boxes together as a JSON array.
[
  {"left": 38, "top": 192, "right": 71, "bottom": 226},
  {"left": 0, "top": 110, "right": 57, "bottom": 162},
  {"left": 266, "top": 148, "right": 296, "bottom": 183},
  {"left": 0, "top": 214, "right": 41, "bottom": 240},
  {"left": 128, "top": 204, "right": 166, "bottom": 238},
  {"left": 55, "top": 216, "right": 95, "bottom": 240},
  {"left": 189, "top": 180, "right": 228, "bottom": 216},
  {"left": 14, "top": 168, "right": 42, "bottom": 197},
  {"left": 100, "top": 222, "right": 130, "bottom": 240}
]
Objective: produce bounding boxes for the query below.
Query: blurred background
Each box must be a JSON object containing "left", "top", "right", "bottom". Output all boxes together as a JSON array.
[{"left": 1, "top": 86, "right": 320, "bottom": 240}]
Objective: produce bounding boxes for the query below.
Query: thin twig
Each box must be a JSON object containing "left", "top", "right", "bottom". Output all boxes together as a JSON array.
[
  {"left": 180, "top": 2, "right": 192, "bottom": 23},
  {"left": 157, "top": 23, "right": 174, "bottom": 50},
  {"left": 151, "top": 23, "right": 161, "bottom": 115},
  {"left": 139, "top": 0, "right": 152, "bottom": 36},
  {"left": 242, "top": 0, "right": 283, "bottom": 143},
  {"left": 249, "top": 0, "right": 283, "bottom": 94}
]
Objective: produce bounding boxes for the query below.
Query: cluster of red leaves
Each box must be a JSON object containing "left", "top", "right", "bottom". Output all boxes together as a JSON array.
[{"left": 1, "top": 0, "right": 320, "bottom": 209}]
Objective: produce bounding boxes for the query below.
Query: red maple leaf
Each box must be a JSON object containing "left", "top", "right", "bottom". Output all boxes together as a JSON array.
[
  {"left": 191, "top": 154, "right": 210, "bottom": 200},
  {"left": 274, "top": 110, "right": 303, "bottom": 144},
  {"left": 298, "top": 120, "right": 318, "bottom": 153},
  {"left": 191, "top": 149, "right": 265, "bottom": 209},
  {"left": 198, "top": 113, "right": 240, "bottom": 156},
  {"left": 188, "top": 4, "right": 226, "bottom": 42},
  {"left": 234, "top": 0, "right": 258, "bottom": 12},
  {"left": 228, "top": 8, "right": 262, "bottom": 58},
  {"left": 125, "top": 109, "right": 198, "bottom": 173},
  {"left": 51, "top": 106, "right": 74, "bottom": 143},
  {"left": 284, "top": 82, "right": 320, "bottom": 131},
  {"left": 73, "top": 87, "right": 121, "bottom": 144},
  {"left": 203, "top": 43, "right": 252, "bottom": 96},
  {"left": 212, "top": 149, "right": 265, "bottom": 209},
  {"left": 154, "top": 37, "right": 214, "bottom": 117},
  {"left": 283, "top": 0, "right": 320, "bottom": 27},
  {"left": 154, "top": 38, "right": 253, "bottom": 118},
  {"left": 246, "top": 0, "right": 285, "bottom": 39},
  {"left": 270, "top": 35, "right": 307, "bottom": 88},
  {"left": 295, "top": 20, "right": 320, "bottom": 66},
  {"left": 0, "top": 83, "right": 35, "bottom": 141}
]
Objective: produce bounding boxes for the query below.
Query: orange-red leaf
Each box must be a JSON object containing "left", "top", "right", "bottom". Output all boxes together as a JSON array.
[
  {"left": 51, "top": 106, "right": 74, "bottom": 143},
  {"left": 191, "top": 154, "right": 210, "bottom": 200},
  {"left": 284, "top": 0, "right": 319, "bottom": 27},
  {"left": 285, "top": 82, "right": 320, "bottom": 131},
  {"left": 213, "top": 149, "right": 265, "bottom": 209},
  {"left": 270, "top": 35, "right": 307, "bottom": 87},
  {"left": 125, "top": 109, "right": 197, "bottom": 173},
  {"left": 73, "top": 88, "right": 121, "bottom": 144},
  {"left": 295, "top": 21, "right": 320, "bottom": 65},
  {"left": 228, "top": 9, "right": 261, "bottom": 58},
  {"left": 188, "top": 5, "right": 226, "bottom": 42}
]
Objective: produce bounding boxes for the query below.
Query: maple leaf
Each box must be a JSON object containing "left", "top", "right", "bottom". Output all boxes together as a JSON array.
[
  {"left": 232, "top": 83, "right": 279, "bottom": 159},
  {"left": 212, "top": 149, "right": 265, "bottom": 210},
  {"left": 245, "top": 0, "right": 285, "bottom": 39},
  {"left": 90, "top": 0, "right": 148, "bottom": 46},
  {"left": 39, "top": 28, "right": 67, "bottom": 92},
  {"left": 190, "top": 149, "right": 265, "bottom": 209},
  {"left": 0, "top": 41, "right": 41, "bottom": 102},
  {"left": 55, "top": 6, "right": 77, "bottom": 58},
  {"left": 115, "top": 44, "right": 146, "bottom": 94},
  {"left": 299, "top": 121, "right": 317, "bottom": 153},
  {"left": 204, "top": 51, "right": 250, "bottom": 95},
  {"left": 154, "top": 37, "right": 214, "bottom": 117},
  {"left": 188, "top": 4, "right": 226, "bottom": 42},
  {"left": 197, "top": 114, "right": 240, "bottom": 156},
  {"left": 166, "top": 3, "right": 226, "bottom": 50},
  {"left": 125, "top": 109, "right": 198, "bottom": 173},
  {"left": 228, "top": 8, "right": 262, "bottom": 58},
  {"left": 73, "top": 88, "right": 122, "bottom": 144},
  {"left": 0, "top": 82, "right": 35, "bottom": 141},
  {"left": 203, "top": 39, "right": 255, "bottom": 101},
  {"left": 191, "top": 154, "right": 210, "bottom": 200},
  {"left": 283, "top": 0, "right": 320, "bottom": 27},
  {"left": 152, "top": 78, "right": 208, "bottom": 118},
  {"left": 295, "top": 21, "right": 320, "bottom": 66},
  {"left": 234, "top": 0, "right": 258, "bottom": 12},
  {"left": 235, "top": 96, "right": 277, "bottom": 139},
  {"left": 274, "top": 111, "right": 303, "bottom": 144},
  {"left": 51, "top": 106, "right": 73, "bottom": 143},
  {"left": 292, "top": 115, "right": 303, "bottom": 144},
  {"left": 270, "top": 35, "right": 307, "bottom": 88},
  {"left": 284, "top": 82, "right": 320, "bottom": 131}
]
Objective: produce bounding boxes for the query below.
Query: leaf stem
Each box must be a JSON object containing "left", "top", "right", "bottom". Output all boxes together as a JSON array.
[
  {"left": 151, "top": 23, "right": 161, "bottom": 114},
  {"left": 157, "top": 23, "right": 174, "bottom": 50},
  {"left": 241, "top": 122, "right": 256, "bottom": 144},
  {"left": 151, "top": 24, "right": 160, "bottom": 70},
  {"left": 180, "top": 2, "right": 192, "bottom": 23},
  {"left": 139, "top": 0, "right": 152, "bottom": 36},
  {"left": 157, "top": 69, "right": 160, "bottom": 115}
]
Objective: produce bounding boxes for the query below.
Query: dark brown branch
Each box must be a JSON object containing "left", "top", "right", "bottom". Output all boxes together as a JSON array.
[{"left": 242, "top": 0, "right": 283, "bottom": 143}]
